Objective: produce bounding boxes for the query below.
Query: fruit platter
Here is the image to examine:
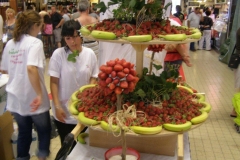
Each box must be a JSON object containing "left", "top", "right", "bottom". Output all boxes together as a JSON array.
[{"left": 69, "top": 58, "right": 211, "bottom": 135}]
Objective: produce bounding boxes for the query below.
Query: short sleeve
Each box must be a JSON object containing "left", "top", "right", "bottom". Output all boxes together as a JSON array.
[
  {"left": 48, "top": 50, "right": 62, "bottom": 78},
  {"left": 188, "top": 13, "right": 193, "bottom": 21},
  {"left": 27, "top": 40, "right": 45, "bottom": 68}
]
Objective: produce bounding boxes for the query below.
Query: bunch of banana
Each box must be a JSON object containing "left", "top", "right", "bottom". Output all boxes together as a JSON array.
[
  {"left": 79, "top": 84, "right": 97, "bottom": 92},
  {"left": 130, "top": 125, "right": 162, "bottom": 135},
  {"left": 191, "top": 111, "right": 208, "bottom": 124},
  {"left": 163, "top": 121, "right": 192, "bottom": 132},
  {"left": 195, "top": 93, "right": 205, "bottom": 102},
  {"left": 90, "top": 30, "right": 116, "bottom": 40},
  {"left": 100, "top": 121, "right": 120, "bottom": 132},
  {"left": 159, "top": 34, "right": 187, "bottom": 41},
  {"left": 189, "top": 32, "right": 202, "bottom": 39},
  {"left": 200, "top": 102, "right": 211, "bottom": 113},
  {"left": 78, "top": 112, "right": 100, "bottom": 126},
  {"left": 77, "top": 133, "right": 89, "bottom": 144},
  {"left": 190, "top": 28, "right": 200, "bottom": 33},
  {"left": 80, "top": 26, "right": 91, "bottom": 36},
  {"left": 177, "top": 85, "right": 193, "bottom": 94},
  {"left": 69, "top": 101, "right": 79, "bottom": 115},
  {"left": 122, "top": 35, "right": 152, "bottom": 42},
  {"left": 71, "top": 90, "right": 79, "bottom": 102}
]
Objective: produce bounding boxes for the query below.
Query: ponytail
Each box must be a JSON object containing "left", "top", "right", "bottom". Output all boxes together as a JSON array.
[{"left": 13, "top": 10, "right": 42, "bottom": 42}]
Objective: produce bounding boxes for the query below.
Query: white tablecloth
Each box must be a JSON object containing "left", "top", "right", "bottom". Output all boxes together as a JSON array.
[{"left": 67, "top": 132, "right": 191, "bottom": 160}]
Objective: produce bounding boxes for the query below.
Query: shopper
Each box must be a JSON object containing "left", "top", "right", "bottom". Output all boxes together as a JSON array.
[
  {"left": 51, "top": 5, "right": 64, "bottom": 48},
  {"left": 61, "top": 7, "right": 71, "bottom": 22},
  {"left": 187, "top": 7, "right": 202, "bottom": 51},
  {"left": 4, "top": 8, "right": 16, "bottom": 42},
  {"left": 198, "top": 10, "right": 213, "bottom": 51},
  {"left": 1, "top": 10, "right": 51, "bottom": 160},
  {"left": 76, "top": 0, "right": 99, "bottom": 56},
  {"left": 48, "top": 20, "right": 98, "bottom": 150},
  {"left": 173, "top": 5, "right": 184, "bottom": 23}
]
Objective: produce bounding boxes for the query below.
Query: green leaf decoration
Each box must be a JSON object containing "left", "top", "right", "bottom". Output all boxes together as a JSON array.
[
  {"left": 136, "top": 89, "right": 146, "bottom": 99},
  {"left": 142, "top": 67, "right": 148, "bottom": 75},
  {"left": 95, "top": 2, "right": 108, "bottom": 13},
  {"left": 153, "top": 64, "right": 162, "bottom": 70},
  {"left": 67, "top": 50, "right": 79, "bottom": 63},
  {"left": 129, "top": 0, "right": 136, "bottom": 8}
]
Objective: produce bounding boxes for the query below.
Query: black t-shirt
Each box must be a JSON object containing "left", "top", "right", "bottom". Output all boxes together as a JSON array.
[
  {"left": 51, "top": 12, "right": 63, "bottom": 29},
  {"left": 200, "top": 16, "right": 213, "bottom": 30}
]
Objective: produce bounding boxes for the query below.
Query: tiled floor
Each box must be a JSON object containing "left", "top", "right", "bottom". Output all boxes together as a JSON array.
[{"left": 29, "top": 49, "right": 240, "bottom": 160}]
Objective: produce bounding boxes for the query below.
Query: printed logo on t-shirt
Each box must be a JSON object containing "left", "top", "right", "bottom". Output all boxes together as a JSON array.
[{"left": 9, "top": 48, "right": 24, "bottom": 64}]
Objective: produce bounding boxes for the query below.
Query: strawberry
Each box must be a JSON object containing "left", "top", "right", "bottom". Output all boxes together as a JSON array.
[
  {"left": 123, "top": 68, "right": 130, "bottom": 74},
  {"left": 126, "top": 74, "right": 135, "bottom": 81},
  {"left": 113, "top": 64, "right": 123, "bottom": 72},
  {"left": 120, "top": 81, "right": 128, "bottom": 89},
  {"left": 105, "top": 77, "right": 112, "bottom": 84},
  {"left": 117, "top": 72, "right": 126, "bottom": 79},
  {"left": 122, "top": 62, "right": 131, "bottom": 69},
  {"left": 105, "top": 66, "right": 113, "bottom": 74},
  {"left": 113, "top": 78, "right": 120, "bottom": 85},
  {"left": 99, "top": 80, "right": 107, "bottom": 87},
  {"left": 123, "top": 88, "right": 130, "bottom": 94},
  {"left": 109, "top": 83, "right": 116, "bottom": 90},
  {"left": 128, "top": 82, "right": 135, "bottom": 91},
  {"left": 111, "top": 71, "right": 117, "bottom": 78},
  {"left": 130, "top": 69, "right": 137, "bottom": 76},
  {"left": 106, "top": 60, "right": 116, "bottom": 67},
  {"left": 98, "top": 72, "right": 108, "bottom": 80},
  {"left": 114, "top": 87, "right": 122, "bottom": 95},
  {"left": 100, "top": 65, "right": 107, "bottom": 72},
  {"left": 132, "top": 77, "right": 139, "bottom": 83}
]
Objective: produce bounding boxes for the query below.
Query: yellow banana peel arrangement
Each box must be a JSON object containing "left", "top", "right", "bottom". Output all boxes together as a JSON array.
[{"left": 69, "top": 84, "right": 211, "bottom": 135}]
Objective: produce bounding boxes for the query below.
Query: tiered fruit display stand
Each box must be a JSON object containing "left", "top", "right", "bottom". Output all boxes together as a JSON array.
[{"left": 68, "top": 32, "right": 211, "bottom": 160}]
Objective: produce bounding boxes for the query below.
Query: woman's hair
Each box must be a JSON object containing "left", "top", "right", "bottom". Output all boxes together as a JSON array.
[
  {"left": 205, "top": 10, "right": 211, "bottom": 16},
  {"left": 61, "top": 20, "right": 81, "bottom": 37},
  {"left": 176, "top": 5, "right": 182, "bottom": 13},
  {"left": 78, "top": 0, "right": 90, "bottom": 12},
  {"left": 43, "top": 15, "right": 52, "bottom": 24},
  {"left": 13, "top": 10, "right": 42, "bottom": 42},
  {"left": 5, "top": 8, "right": 16, "bottom": 20}
]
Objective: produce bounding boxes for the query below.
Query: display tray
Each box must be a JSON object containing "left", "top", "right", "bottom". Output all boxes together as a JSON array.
[{"left": 83, "top": 35, "right": 200, "bottom": 44}]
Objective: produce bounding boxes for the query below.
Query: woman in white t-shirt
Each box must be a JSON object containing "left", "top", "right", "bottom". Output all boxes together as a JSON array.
[
  {"left": 1, "top": 10, "right": 51, "bottom": 160},
  {"left": 48, "top": 20, "right": 98, "bottom": 150}
]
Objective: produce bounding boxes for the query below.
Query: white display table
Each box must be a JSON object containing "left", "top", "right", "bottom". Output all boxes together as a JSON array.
[{"left": 67, "top": 131, "right": 191, "bottom": 160}]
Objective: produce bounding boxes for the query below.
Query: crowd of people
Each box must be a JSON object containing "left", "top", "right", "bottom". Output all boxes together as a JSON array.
[{"left": 0, "top": 1, "right": 238, "bottom": 160}]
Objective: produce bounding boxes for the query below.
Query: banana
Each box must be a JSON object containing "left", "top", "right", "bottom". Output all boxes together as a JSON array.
[
  {"left": 159, "top": 34, "right": 187, "bottom": 41},
  {"left": 77, "top": 133, "right": 89, "bottom": 144},
  {"left": 200, "top": 102, "right": 211, "bottom": 113},
  {"left": 71, "top": 90, "right": 79, "bottom": 102},
  {"left": 80, "top": 26, "right": 91, "bottom": 36},
  {"left": 69, "top": 101, "right": 79, "bottom": 115},
  {"left": 195, "top": 93, "right": 205, "bottom": 102},
  {"left": 79, "top": 84, "right": 97, "bottom": 92},
  {"left": 90, "top": 30, "right": 116, "bottom": 40},
  {"left": 122, "top": 35, "right": 152, "bottom": 42},
  {"left": 190, "top": 28, "right": 200, "bottom": 33},
  {"left": 191, "top": 111, "right": 208, "bottom": 124},
  {"left": 189, "top": 32, "right": 202, "bottom": 39},
  {"left": 100, "top": 121, "right": 120, "bottom": 132},
  {"left": 130, "top": 125, "right": 162, "bottom": 135},
  {"left": 177, "top": 85, "right": 193, "bottom": 94},
  {"left": 78, "top": 112, "right": 100, "bottom": 126},
  {"left": 163, "top": 121, "right": 192, "bottom": 132}
]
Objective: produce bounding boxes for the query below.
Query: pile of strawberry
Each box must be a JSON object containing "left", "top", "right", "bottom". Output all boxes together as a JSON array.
[
  {"left": 122, "top": 87, "right": 205, "bottom": 126},
  {"left": 98, "top": 58, "right": 139, "bottom": 95},
  {"left": 147, "top": 44, "right": 166, "bottom": 52},
  {"left": 76, "top": 86, "right": 117, "bottom": 121},
  {"left": 87, "top": 19, "right": 192, "bottom": 38}
]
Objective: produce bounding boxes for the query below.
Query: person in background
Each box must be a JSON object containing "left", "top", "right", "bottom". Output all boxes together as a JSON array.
[
  {"left": 39, "top": 4, "right": 49, "bottom": 18},
  {"left": 48, "top": 20, "right": 98, "bottom": 151},
  {"left": 1, "top": 10, "right": 51, "bottom": 160},
  {"left": 0, "top": 15, "right": 3, "bottom": 61},
  {"left": 89, "top": 7, "right": 100, "bottom": 21},
  {"left": 61, "top": 7, "right": 71, "bottom": 22},
  {"left": 187, "top": 7, "right": 202, "bottom": 51},
  {"left": 173, "top": 5, "right": 184, "bottom": 23},
  {"left": 71, "top": 8, "right": 80, "bottom": 20},
  {"left": 42, "top": 15, "right": 53, "bottom": 35},
  {"left": 76, "top": 0, "right": 99, "bottom": 56},
  {"left": 198, "top": 10, "right": 213, "bottom": 51},
  {"left": 51, "top": 5, "right": 64, "bottom": 48},
  {"left": 4, "top": 8, "right": 16, "bottom": 42}
]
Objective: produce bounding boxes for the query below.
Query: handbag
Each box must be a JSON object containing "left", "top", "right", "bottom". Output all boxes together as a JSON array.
[{"left": 228, "top": 45, "right": 240, "bottom": 69}]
